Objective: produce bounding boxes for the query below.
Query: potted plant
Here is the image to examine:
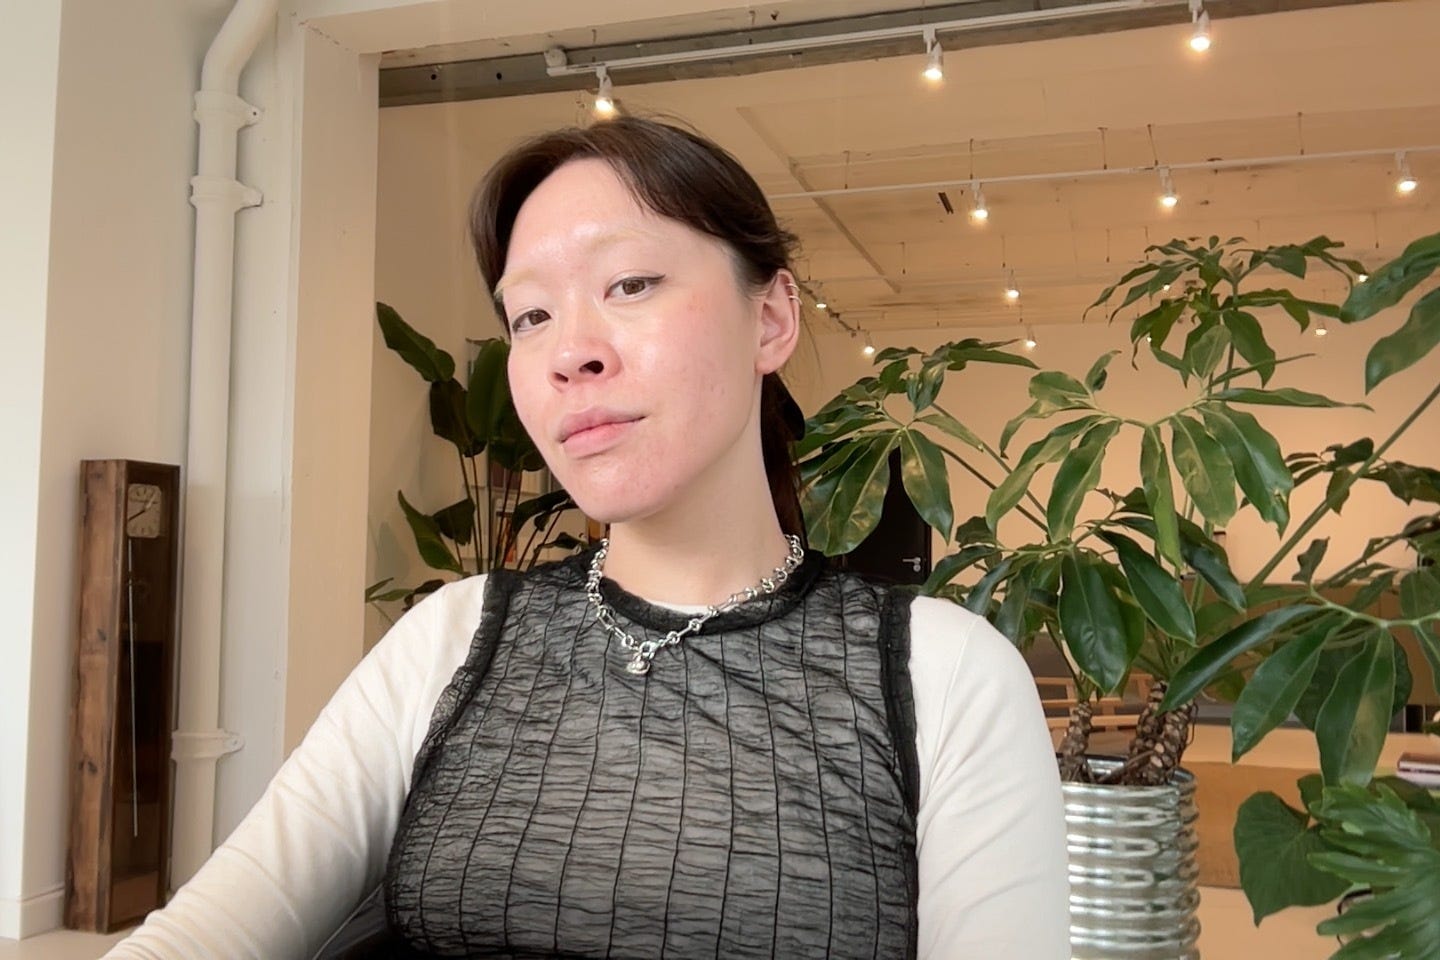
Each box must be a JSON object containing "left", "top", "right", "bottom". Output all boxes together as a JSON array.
[
  {"left": 797, "top": 231, "right": 1440, "bottom": 956},
  {"left": 365, "top": 303, "right": 581, "bottom": 618}
]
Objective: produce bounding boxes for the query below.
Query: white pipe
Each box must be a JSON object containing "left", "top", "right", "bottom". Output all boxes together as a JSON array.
[{"left": 172, "top": 0, "right": 277, "bottom": 888}]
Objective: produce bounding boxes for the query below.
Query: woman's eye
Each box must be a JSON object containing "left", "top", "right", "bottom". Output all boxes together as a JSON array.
[
  {"left": 613, "top": 275, "right": 661, "bottom": 297},
  {"left": 508, "top": 309, "right": 548, "bottom": 333}
]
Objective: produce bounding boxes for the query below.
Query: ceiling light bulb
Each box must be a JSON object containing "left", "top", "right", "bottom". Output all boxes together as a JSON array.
[
  {"left": 1188, "top": 0, "right": 1211, "bottom": 52},
  {"left": 862, "top": 341, "right": 876, "bottom": 357},
  {"left": 1314, "top": 320, "right": 1328, "bottom": 337},
  {"left": 1163, "top": 283, "right": 1172, "bottom": 291},
  {"left": 1005, "top": 271, "right": 1020, "bottom": 300},
  {"left": 1159, "top": 167, "right": 1179, "bottom": 209},
  {"left": 1023, "top": 325, "right": 1037, "bottom": 350},
  {"left": 1189, "top": 10, "right": 1211, "bottom": 51},
  {"left": 1397, "top": 152, "right": 1418, "bottom": 194},
  {"left": 594, "top": 66, "right": 615, "bottom": 116},
  {"left": 970, "top": 183, "right": 989, "bottom": 222},
  {"left": 922, "top": 29, "right": 944, "bottom": 82},
  {"left": 1358, "top": 273, "right": 1369, "bottom": 283},
  {"left": 815, "top": 300, "right": 827, "bottom": 310}
]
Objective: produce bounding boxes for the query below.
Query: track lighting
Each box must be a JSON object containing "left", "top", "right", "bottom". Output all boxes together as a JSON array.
[
  {"left": 970, "top": 183, "right": 989, "bottom": 222},
  {"left": 1358, "top": 273, "right": 1369, "bottom": 283},
  {"left": 922, "top": 28, "right": 944, "bottom": 82},
  {"left": 593, "top": 66, "right": 615, "bottom": 116},
  {"left": 815, "top": 299, "right": 828, "bottom": 310},
  {"left": 1188, "top": 0, "right": 1211, "bottom": 52},
  {"left": 1397, "top": 152, "right": 1418, "bottom": 194},
  {"left": 1158, "top": 167, "right": 1179, "bottom": 208},
  {"left": 1023, "top": 324, "right": 1038, "bottom": 350},
  {"left": 1005, "top": 271, "right": 1020, "bottom": 301},
  {"left": 1315, "top": 319, "right": 1329, "bottom": 337},
  {"left": 863, "top": 336, "right": 877, "bottom": 357}
]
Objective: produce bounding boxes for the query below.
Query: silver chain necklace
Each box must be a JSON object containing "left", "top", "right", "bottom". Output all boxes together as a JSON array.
[{"left": 585, "top": 535, "right": 805, "bottom": 676}]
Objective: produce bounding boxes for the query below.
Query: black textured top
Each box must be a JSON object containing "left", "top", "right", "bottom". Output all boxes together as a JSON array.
[{"left": 367, "top": 549, "right": 918, "bottom": 959}]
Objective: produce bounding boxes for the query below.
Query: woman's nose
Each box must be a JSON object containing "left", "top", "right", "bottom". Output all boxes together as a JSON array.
[{"left": 548, "top": 312, "right": 619, "bottom": 388}]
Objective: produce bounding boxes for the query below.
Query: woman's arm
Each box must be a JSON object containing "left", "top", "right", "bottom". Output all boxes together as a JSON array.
[
  {"left": 909, "top": 596, "right": 1071, "bottom": 960},
  {"left": 102, "top": 577, "right": 487, "bottom": 960}
]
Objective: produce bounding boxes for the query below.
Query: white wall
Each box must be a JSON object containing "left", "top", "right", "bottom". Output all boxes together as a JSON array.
[
  {"left": 0, "top": 0, "right": 64, "bottom": 939},
  {"left": 0, "top": 0, "right": 232, "bottom": 936}
]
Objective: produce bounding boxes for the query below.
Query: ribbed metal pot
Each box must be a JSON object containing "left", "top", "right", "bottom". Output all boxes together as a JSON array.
[{"left": 1063, "top": 756, "right": 1201, "bottom": 959}]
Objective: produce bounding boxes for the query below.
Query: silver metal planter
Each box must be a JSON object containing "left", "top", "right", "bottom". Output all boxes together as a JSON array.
[{"left": 1063, "top": 756, "right": 1201, "bottom": 959}]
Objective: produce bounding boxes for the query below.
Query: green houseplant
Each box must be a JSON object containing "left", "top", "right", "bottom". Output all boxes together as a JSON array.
[
  {"left": 797, "top": 231, "right": 1440, "bottom": 956},
  {"left": 365, "top": 303, "right": 581, "bottom": 617}
]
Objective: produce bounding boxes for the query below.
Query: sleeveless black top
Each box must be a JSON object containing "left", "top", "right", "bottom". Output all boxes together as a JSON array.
[{"left": 365, "top": 549, "right": 919, "bottom": 959}]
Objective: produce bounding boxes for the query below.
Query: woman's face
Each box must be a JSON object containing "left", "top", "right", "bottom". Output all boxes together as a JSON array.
[{"left": 497, "top": 158, "right": 791, "bottom": 526}]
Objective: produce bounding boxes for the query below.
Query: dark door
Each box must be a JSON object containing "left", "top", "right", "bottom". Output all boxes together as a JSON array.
[{"left": 832, "top": 449, "right": 932, "bottom": 586}]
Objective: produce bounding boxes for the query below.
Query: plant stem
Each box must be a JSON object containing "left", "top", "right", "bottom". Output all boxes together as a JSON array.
[
  {"left": 936, "top": 445, "right": 1048, "bottom": 532},
  {"left": 1248, "top": 381, "right": 1440, "bottom": 587}
]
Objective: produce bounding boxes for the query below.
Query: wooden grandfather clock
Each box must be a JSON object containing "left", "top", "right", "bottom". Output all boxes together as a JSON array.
[{"left": 66, "top": 460, "right": 181, "bottom": 932}]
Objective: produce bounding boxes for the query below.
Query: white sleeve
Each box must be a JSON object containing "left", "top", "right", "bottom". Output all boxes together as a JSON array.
[
  {"left": 101, "top": 576, "right": 487, "bottom": 960},
  {"left": 910, "top": 595, "right": 1070, "bottom": 960}
]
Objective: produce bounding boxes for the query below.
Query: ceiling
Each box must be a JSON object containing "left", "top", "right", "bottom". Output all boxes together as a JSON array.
[{"left": 379, "top": 0, "right": 1440, "bottom": 333}]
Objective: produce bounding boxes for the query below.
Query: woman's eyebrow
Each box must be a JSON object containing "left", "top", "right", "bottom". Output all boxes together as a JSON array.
[{"left": 492, "top": 226, "right": 662, "bottom": 302}]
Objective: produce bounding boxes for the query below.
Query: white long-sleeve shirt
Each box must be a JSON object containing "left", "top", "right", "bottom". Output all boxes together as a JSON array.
[{"left": 102, "top": 575, "right": 1069, "bottom": 959}]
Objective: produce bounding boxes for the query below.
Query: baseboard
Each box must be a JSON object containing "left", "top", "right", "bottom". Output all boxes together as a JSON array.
[{"left": 0, "top": 884, "right": 64, "bottom": 940}]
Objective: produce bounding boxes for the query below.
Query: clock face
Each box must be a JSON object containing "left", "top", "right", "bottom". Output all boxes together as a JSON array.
[{"left": 126, "top": 483, "right": 164, "bottom": 539}]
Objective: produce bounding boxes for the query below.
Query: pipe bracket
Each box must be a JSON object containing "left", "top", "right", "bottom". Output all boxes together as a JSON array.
[{"left": 172, "top": 729, "right": 245, "bottom": 762}]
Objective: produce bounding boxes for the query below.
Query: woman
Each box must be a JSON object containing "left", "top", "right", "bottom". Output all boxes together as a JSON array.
[{"left": 104, "top": 117, "right": 1068, "bottom": 959}]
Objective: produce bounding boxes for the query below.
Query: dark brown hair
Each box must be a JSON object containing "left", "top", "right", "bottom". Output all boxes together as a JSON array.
[{"left": 468, "top": 116, "right": 806, "bottom": 543}]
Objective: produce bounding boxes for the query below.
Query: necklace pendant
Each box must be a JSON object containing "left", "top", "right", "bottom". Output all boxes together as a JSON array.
[{"left": 625, "top": 655, "right": 651, "bottom": 676}]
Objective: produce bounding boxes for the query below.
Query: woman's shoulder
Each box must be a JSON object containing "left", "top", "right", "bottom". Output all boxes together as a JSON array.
[{"left": 904, "top": 593, "right": 1033, "bottom": 699}]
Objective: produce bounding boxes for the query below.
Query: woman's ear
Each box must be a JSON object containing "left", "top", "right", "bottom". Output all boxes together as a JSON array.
[{"left": 756, "top": 268, "right": 802, "bottom": 376}]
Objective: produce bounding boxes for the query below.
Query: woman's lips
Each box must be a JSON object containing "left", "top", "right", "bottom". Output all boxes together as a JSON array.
[{"left": 561, "top": 418, "right": 640, "bottom": 456}]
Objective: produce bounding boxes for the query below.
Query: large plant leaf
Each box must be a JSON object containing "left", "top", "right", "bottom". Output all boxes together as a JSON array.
[
  {"left": 1140, "top": 426, "right": 1182, "bottom": 568},
  {"left": 1162, "top": 604, "right": 1320, "bottom": 709},
  {"left": 1184, "top": 323, "right": 1231, "bottom": 381},
  {"left": 916, "top": 410, "right": 984, "bottom": 451},
  {"left": 397, "top": 490, "right": 463, "bottom": 574},
  {"left": 986, "top": 416, "right": 1100, "bottom": 531},
  {"left": 921, "top": 543, "right": 998, "bottom": 595},
  {"left": 432, "top": 497, "right": 477, "bottom": 547},
  {"left": 1115, "top": 513, "right": 1245, "bottom": 609},
  {"left": 1310, "top": 783, "right": 1440, "bottom": 959},
  {"left": 1059, "top": 552, "right": 1137, "bottom": 693},
  {"left": 1199, "top": 405, "right": 1292, "bottom": 532},
  {"left": 1212, "top": 386, "right": 1369, "bottom": 410},
  {"left": 1230, "top": 617, "right": 1337, "bottom": 760},
  {"left": 1363, "top": 286, "right": 1440, "bottom": 393},
  {"left": 465, "top": 337, "right": 510, "bottom": 443},
  {"left": 898, "top": 429, "right": 954, "bottom": 540},
  {"left": 1340, "top": 230, "right": 1440, "bottom": 323},
  {"left": 1315, "top": 630, "right": 1395, "bottom": 787},
  {"left": 1046, "top": 421, "right": 1121, "bottom": 540},
  {"left": 1098, "top": 531, "right": 1195, "bottom": 642},
  {"left": 803, "top": 434, "right": 897, "bottom": 554},
  {"left": 1221, "top": 310, "right": 1277, "bottom": 384},
  {"left": 1398, "top": 568, "right": 1440, "bottom": 697},
  {"left": 1027, "top": 370, "right": 1092, "bottom": 410},
  {"left": 1084, "top": 350, "right": 1122, "bottom": 392},
  {"left": 429, "top": 378, "right": 481, "bottom": 456},
  {"left": 1234, "top": 791, "right": 1350, "bottom": 924},
  {"left": 1170, "top": 414, "right": 1238, "bottom": 527},
  {"left": 906, "top": 357, "right": 947, "bottom": 413},
  {"left": 377, "top": 302, "right": 455, "bottom": 383},
  {"left": 941, "top": 338, "right": 1039, "bottom": 371},
  {"left": 1294, "top": 633, "right": 1411, "bottom": 734}
]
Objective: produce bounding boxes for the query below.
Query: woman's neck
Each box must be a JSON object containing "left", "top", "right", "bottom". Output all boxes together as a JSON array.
[{"left": 598, "top": 512, "right": 795, "bottom": 608}]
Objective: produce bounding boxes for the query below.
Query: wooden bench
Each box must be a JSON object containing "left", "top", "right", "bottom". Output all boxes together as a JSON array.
[{"left": 1035, "top": 674, "right": 1155, "bottom": 732}]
